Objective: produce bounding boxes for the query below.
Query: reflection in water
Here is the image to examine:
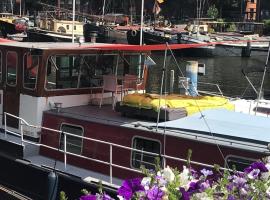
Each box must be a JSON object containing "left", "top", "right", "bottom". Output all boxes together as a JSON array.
[{"left": 147, "top": 53, "right": 270, "bottom": 99}]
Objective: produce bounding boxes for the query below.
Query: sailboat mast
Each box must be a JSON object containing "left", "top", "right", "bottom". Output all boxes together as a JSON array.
[
  {"left": 140, "top": 0, "right": 144, "bottom": 46},
  {"left": 102, "top": 0, "right": 106, "bottom": 23},
  {"left": 72, "top": 0, "right": 75, "bottom": 43}
]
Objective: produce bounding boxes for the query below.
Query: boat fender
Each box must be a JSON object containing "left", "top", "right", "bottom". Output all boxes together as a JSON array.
[
  {"left": 48, "top": 171, "right": 58, "bottom": 200},
  {"left": 131, "top": 30, "right": 137, "bottom": 37}
]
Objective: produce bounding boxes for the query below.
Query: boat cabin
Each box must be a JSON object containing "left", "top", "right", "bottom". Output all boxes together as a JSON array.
[{"left": 0, "top": 42, "right": 148, "bottom": 139}]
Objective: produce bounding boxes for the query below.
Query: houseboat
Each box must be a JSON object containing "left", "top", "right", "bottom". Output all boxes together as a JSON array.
[
  {"left": 26, "top": 19, "right": 84, "bottom": 42},
  {"left": 0, "top": 41, "right": 270, "bottom": 199}
]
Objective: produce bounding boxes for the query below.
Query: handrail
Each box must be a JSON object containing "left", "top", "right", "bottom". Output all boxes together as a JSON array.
[
  {"left": 198, "top": 81, "right": 223, "bottom": 96},
  {"left": 4, "top": 112, "right": 230, "bottom": 186}
]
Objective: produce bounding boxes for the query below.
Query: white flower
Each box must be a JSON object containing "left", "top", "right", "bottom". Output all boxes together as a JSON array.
[
  {"left": 162, "top": 166, "right": 175, "bottom": 183},
  {"left": 178, "top": 166, "right": 191, "bottom": 188},
  {"left": 141, "top": 177, "right": 151, "bottom": 190}
]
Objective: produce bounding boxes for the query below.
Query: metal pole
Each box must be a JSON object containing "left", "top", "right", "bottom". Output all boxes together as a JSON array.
[
  {"left": 20, "top": 120, "right": 24, "bottom": 145},
  {"left": 102, "top": 0, "right": 106, "bottom": 23},
  {"left": 4, "top": 112, "right": 7, "bottom": 139},
  {"left": 110, "top": 144, "right": 112, "bottom": 184},
  {"left": 64, "top": 133, "right": 67, "bottom": 170},
  {"left": 19, "top": 0, "right": 21, "bottom": 16},
  {"left": 138, "top": 0, "right": 144, "bottom": 78},
  {"left": 72, "top": 0, "right": 76, "bottom": 43}
]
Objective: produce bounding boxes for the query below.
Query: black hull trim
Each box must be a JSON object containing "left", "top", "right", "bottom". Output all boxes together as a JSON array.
[{"left": 0, "top": 140, "right": 117, "bottom": 199}]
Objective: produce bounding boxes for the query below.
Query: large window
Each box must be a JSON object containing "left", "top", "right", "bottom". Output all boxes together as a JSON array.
[
  {"left": 45, "top": 53, "right": 142, "bottom": 90},
  {"left": 131, "top": 137, "right": 161, "bottom": 170},
  {"left": 45, "top": 54, "right": 115, "bottom": 90},
  {"left": 6, "top": 51, "right": 17, "bottom": 86},
  {"left": 60, "top": 124, "right": 83, "bottom": 155},
  {"left": 23, "top": 53, "right": 39, "bottom": 89}
]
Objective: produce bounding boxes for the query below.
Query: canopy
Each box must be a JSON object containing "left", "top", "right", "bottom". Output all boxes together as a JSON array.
[{"left": 78, "top": 43, "right": 216, "bottom": 52}]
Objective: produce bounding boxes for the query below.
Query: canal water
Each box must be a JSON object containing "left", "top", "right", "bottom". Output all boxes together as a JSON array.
[{"left": 147, "top": 53, "right": 270, "bottom": 99}]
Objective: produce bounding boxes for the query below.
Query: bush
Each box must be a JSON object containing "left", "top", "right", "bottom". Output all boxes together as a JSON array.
[{"left": 263, "top": 20, "right": 270, "bottom": 35}]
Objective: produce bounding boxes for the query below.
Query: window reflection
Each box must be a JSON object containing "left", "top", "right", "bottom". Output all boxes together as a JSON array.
[
  {"left": 6, "top": 51, "right": 17, "bottom": 86},
  {"left": 24, "top": 53, "right": 39, "bottom": 89}
]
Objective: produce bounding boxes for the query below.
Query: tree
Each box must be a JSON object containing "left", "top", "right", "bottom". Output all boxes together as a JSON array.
[{"left": 207, "top": 4, "right": 219, "bottom": 19}]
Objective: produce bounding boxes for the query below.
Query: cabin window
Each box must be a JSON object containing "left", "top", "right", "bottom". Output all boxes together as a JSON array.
[
  {"left": 66, "top": 25, "right": 69, "bottom": 30},
  {"left": 6, "top": 51, "right": 17, "bottom": 86},
  {"left": 60, "top": 124, "right": 83, "bottom": 155},
  {"left": 131, "top": 137, "right": 161, "bottom": 170},
  {"left": 23, "top": 53, "right": 39, "bottom": 89},
  {"left": 226, "top": 155, "right": 256, "bottom": 171},
  {"left": 45, "top": 54, "right": 116, "bottom": 90}
]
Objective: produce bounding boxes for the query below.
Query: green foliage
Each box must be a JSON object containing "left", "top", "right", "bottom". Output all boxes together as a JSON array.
[
  {"left": 59, "top": 191, "right": 68, "bottom": 200},
  {"left": 263, "top": 20, "right": 270, "bottom": 35},
  {"left": 227, "top": 23, "right": 236, "bottom": 32},
  {"left": 207, "top": 4, "right": 219, "bottom": 19}
]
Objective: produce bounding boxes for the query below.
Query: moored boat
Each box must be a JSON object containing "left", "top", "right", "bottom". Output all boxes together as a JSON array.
[{"left": 0, "top": 41, "right": 269, "bottom": 198}]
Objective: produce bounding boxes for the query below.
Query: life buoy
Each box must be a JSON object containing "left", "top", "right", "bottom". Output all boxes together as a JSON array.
[{"left": 131, "top": 30, "right": 137, "bottom": 37}]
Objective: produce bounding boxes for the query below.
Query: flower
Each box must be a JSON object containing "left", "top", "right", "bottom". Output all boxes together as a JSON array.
[
  {"left": 79, "top": 156, "right": 270, "bottom": 200},
  {"left": 162, "top": 166, "right": 175, "bottom": 183},
  {"left": 146, "top": 185, "right": 164, "bottom": 200},
  {"left": 200, "top": 169, "right": 213, "bottom": 177},
  {"left": 80, "top": 195, "right": 97, "bottom": 200},
  {"left": 117, "top": 178, "right": 144, "bottom": 200}
]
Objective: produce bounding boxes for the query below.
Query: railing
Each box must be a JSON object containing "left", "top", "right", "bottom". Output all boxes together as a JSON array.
[
  {"left": 197, "top": 81, "right": 224, "bottom": 96},
  {"left": 4, "top": 112, "right": 228, "bottom": 186}
]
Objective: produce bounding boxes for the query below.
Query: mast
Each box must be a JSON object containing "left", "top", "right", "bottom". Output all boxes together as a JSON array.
[
  {"left": 102, "top": 0, "right": 106, "bottom": 23},
  {"left": 138, "top": 0, "right": 144, "bottom": 78},
  {"left": 72, "top": 0, "right": 75, "bottom": 43}
]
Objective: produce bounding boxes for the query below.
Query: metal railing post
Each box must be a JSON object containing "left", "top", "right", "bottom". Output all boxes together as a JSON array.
[
  {"left": 109, "top": 144, "right": 112, "bottom": 184},
  {"left": 64, "top": 133, "right": 67, "bottom": 170},
  {"left": 4, "top": 112, "right": 7, "bottom": 139},
  {"left": 20, "top": 120, "right": 24, "bottom": 146}
]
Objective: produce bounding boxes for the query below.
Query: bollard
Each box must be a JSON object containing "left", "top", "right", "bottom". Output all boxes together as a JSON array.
[
  {"left": 241, "top": 40, "right": 251, "bottom": 57},
  {"left": 90, "top": 31, "right": 98, "bottom": 43},
  {"left": 186, "top": 61, "right": 198, "bottom": 96}
]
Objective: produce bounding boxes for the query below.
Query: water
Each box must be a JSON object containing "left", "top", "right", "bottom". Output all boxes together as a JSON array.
[{"left": 147, "top": 53, "right": 270, "bottom": 99}]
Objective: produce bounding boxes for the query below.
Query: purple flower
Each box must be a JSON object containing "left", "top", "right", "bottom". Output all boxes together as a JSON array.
[
  {"left": 200, "top": 169, "right": 213, "bottom": 177},
  {"left": 199, "top": 180, "right": 210, "bottom": 192},
  {"left": 80, "top": 194, "right": 96, "bottom": 200},
  {"left": 244, "top": 162, "right": 268, "bottom": 174},
  {"left": 247, "top": 169, "right": 260, "bottom": 179},
  {"left": 227, "top": 194, "right": 235, "bottom": 200},
  {"left": 118, "top": 178, "right": 144, "bottom": 200},
  {"left": 233, "top": 176, "right": 247, "bottom": 187},
  {"left": 146, "top": 185, "right": 164, "bottom": 200},
  {"left": 180, "top": 187, "right": 190, "bottom": 200},
  {"left": 187, "top": 181, "right": 200, "bottom": 193}
]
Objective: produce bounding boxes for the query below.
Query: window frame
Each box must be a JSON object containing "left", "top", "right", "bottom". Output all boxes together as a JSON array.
[
  {"left": 44, "top": 53, "right": 119, "bottom": 91},
  {"left": 130, "top": 136, "right": 162, "bottom": 170},
  {"left": 59, "top": 123, "right": 84, "bottom": 155},
  {"left": 6, "top": 51, "right": 18, "bottom": 86},
  {"left": 225, "top": 155, "right": 257, "bottom": 171}
]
